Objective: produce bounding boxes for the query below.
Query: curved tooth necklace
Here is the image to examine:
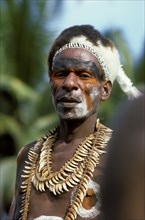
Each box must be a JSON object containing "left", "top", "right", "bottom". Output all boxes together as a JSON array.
[
  {"left": 32, "top": 129, "right": 95, "bottom": 195},
  {"left": 20, "top": 120, "right": 112, "bottom": 220}
]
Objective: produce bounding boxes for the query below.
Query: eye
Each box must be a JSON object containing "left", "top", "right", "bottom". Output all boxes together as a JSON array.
[
  {"left": 53, "top": 71, "right": 68, "bottom": 79},
  {"left": 78, "top": 72, "right": 93, "bottom": 79}
]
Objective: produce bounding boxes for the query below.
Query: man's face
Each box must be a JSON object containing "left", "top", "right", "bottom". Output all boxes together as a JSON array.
[{"left": 50, "top": 48, "right": 104, "bottom": 120}]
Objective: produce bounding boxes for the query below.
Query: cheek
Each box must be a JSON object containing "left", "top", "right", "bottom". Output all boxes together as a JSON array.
[
  {"left": 85, "top": 84, "right": 101, "bottom": 109},
  {"left": 50, "top": 81, "right": 60, "bottom": 106},
  {"left": 89, "top": 88, "right": 100, "bottom": 100},
  {"left": 50, "top": 79, "right": 61, "bottom": 95}
]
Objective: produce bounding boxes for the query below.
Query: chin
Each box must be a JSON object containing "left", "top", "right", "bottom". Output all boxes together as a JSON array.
[
  {"left": 58, "top": 113, "right": 83, "bottom": 120},
  {"left": 57, "top": 108, "right": 92, "bottom": 121}
]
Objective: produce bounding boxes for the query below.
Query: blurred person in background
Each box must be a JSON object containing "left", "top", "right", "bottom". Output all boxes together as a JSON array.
[
  {"left": 8, "top": 25, "right": 141, "bottom": 220},
  {"left": 101, "top": 92, "right": 144, "bottom": 220}
]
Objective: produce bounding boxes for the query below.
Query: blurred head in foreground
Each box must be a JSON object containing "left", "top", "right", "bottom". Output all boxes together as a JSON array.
[{"left": 100, "top": 92, "right": 144, "bottom": 220}]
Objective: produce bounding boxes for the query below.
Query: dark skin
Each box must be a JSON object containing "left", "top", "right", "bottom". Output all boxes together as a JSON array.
[
  {"left": 52, "top": 58, "right": 104, "bottom": 82},
  {"left": 8, "top": 48, "right": 112, "bottom": 220}
]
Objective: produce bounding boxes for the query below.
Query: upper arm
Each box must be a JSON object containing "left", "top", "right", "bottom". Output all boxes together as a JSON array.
[{"left": 8, "top": 141, "right": 36, "bottom": 220}]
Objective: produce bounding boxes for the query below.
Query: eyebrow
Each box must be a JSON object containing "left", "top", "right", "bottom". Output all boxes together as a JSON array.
[{"left": 52, "top": 58, "right": 103, "bottom": 81}]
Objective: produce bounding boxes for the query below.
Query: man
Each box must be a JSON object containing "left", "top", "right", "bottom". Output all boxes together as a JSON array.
[{"left": 8, "top": 25, "right": 140, "bottom": 220}]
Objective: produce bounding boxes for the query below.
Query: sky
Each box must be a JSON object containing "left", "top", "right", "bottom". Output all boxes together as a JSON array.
[{"left": 50, "top": 0, "right": 144, "bottom": 62}]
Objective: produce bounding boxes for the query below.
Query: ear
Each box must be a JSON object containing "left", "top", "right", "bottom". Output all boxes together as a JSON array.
[{"left": 101, "top": 81, "right": 112, "bottom": 101}]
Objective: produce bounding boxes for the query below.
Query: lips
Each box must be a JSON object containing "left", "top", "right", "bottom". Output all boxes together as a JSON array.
[
  {"left": 57, "top": 96, "right": 81, "bottom": 107},
  {"left": 58, "top": 96, "right": 81, "bottom": 103}
]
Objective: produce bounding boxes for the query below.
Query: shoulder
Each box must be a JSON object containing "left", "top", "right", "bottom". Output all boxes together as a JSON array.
[{"left": 16, "top": 140, "right": 37, "bottom": 168}]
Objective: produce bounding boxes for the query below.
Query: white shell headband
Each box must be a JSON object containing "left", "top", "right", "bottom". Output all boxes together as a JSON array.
[
  {"left": 53, "top": 42, "right": 110, "bottom": 81},
  {"left": 52, "top": 36, "right": 141, "bottom": 100}
]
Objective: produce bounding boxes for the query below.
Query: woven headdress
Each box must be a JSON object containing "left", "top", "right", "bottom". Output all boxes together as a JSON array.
[{"left": 49, "top": 26, "right": 141, "bottom": 100}]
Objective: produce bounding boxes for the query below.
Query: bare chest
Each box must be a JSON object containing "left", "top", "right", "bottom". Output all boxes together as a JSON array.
[
  {"left": 17, "top": 134, "right": 106, "bottom": 220},
  {"left": 28, "top": 186, "right": 72, "bottom": 219},
  {"left": 51, "top": 143, "right": 78, "bottom": 172}
]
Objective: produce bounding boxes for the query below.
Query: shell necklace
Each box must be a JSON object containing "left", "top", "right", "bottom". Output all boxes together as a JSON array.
[{"left": 20, "top": 120, "right": 112, "bottom": 220}]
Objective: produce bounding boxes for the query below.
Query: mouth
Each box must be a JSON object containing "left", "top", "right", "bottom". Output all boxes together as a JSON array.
[
  {"left": 58, "top": 96, "right": 80, "bottom": 103},
  {"left": 57, "top": 96, "right": 81, "bottom": 107}
]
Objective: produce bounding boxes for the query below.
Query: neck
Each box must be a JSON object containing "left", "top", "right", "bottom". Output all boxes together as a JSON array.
[{"left": 59, "top": 113, "right": 97, "bottom": 142}]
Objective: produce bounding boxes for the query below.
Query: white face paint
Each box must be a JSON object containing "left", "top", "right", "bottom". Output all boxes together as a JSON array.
[
  {"left": 53, "top": 92, "right": 88, "bottom": 120},
  {"left": 53, "top": 85, "right": 101, "bottom": 120},
  {"left": 89, "top": 87, "right": 100, "bottom": 100}
]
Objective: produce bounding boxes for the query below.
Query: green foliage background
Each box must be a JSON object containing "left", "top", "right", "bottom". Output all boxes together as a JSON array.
[{"left": 0, "top": 0, "right": 144, "bottom": 217}]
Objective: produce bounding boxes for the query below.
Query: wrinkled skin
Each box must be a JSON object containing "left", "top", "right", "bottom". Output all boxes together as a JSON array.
[{"left": 8, "top": 48, "right": 112, "bottom": 220}]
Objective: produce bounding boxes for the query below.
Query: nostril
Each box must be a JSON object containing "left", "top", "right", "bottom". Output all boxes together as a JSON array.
[{"left": 62, "top": 83, "right": 79, "bottom": 91}]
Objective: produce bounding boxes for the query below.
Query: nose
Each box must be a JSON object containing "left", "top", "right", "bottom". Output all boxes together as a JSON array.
[{"left": 62, "top": 72, "right": 79, "bottom": 91}]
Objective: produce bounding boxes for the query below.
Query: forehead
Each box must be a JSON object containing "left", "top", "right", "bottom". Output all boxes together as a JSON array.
[{"left": 53, "top": 48, "right": 102, "bottom": 71}]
